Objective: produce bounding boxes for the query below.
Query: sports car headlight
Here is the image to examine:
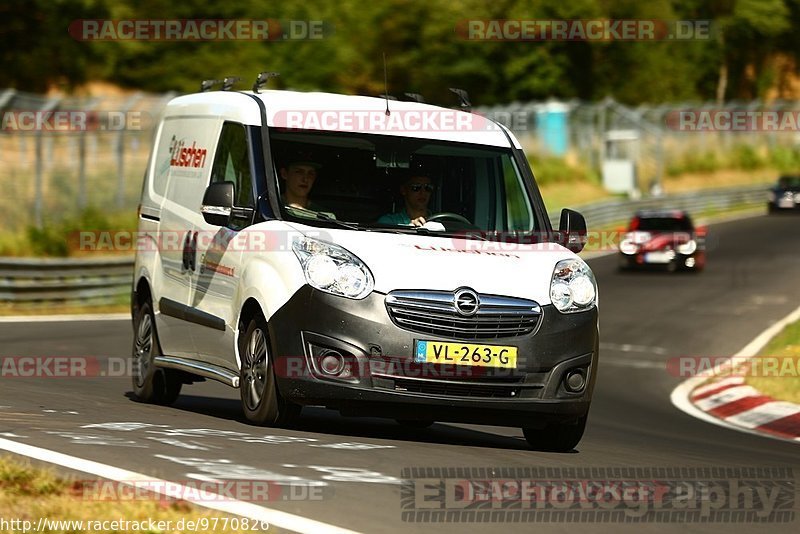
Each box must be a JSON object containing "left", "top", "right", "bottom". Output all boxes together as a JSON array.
[
  {"left": 677, "top": 240, "right": 697, "bottom": 255},
  {"left": 550, "top": 258, "right": 597, "bottom": 313},
  {"left": 619, "top": 238, "right": 637, "bottom": 255},
  {"left": 292, "top": 237, "right": 374, "bottom": 299}
]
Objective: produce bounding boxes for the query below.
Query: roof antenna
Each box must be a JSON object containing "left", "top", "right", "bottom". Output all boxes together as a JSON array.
[
  {"left": 383, "top": 52, "right": 391, "bottom": 116},
  {"left": 253, "top": 71, "right": 280, "bottom": 94},
  {"left": 222, "top": 76, "right": 240, "bottom": 91}
]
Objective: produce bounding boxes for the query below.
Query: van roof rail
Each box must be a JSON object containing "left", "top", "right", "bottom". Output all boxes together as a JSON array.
[
  {"left": 449, "top": 87, "right": 471, "bottom": 112},
  {"left": 253, "top": 71, "right": 280, "bottom": 94},
  {"left": 200, "top": 79, "right": 222, "bottom": 92},
  {"left": 404, "top": 93, "right": 425, "bottom": 103},
  {"left": 222, "top": 77, "right": 241, "bottom": 91}
]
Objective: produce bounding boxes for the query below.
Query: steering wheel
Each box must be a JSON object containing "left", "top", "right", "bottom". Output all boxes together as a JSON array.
[{"left": 426, "top": 212, "right": 472, "bottom": 225}]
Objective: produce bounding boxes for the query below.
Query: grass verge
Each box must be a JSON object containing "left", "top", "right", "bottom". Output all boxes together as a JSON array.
[
  {"left": 745, "top": 318, "right": 800, "bottom": 404},
  {"left": 0, "top": 455, "right": 273, "bottom": 533},
  {"left": 0, "top": 292, "right": 131, "bottom": 317}
]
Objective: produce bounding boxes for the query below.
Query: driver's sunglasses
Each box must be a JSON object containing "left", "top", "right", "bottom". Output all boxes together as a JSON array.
[{"left": 409, "top": 184, "right": 434, "bottom": 193}]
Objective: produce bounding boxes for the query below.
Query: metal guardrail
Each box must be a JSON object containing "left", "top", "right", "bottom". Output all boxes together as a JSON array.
[
  {"left": 0, "top": 184, "right": 769, "bottom": 306},
  {"left": 548, "top": 184, "right": 767, "bottom": 229},
  {"left": 0, "top": 256, "right": 132, "bottom": 304}
]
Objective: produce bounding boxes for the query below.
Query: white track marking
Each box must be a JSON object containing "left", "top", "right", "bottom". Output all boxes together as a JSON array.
[
  {"left": 671, "top": 303, "right": 800, "bottom": 444},
  {"left": 693, "top": 385, "right": 760, "bottom": 412},
  {"left": 600, "top": 359, "right": 665, "bottom": 369},
  {"left": 0, "top": 438, "right": 361, "bottom": 534},
  {"left": 690, "top": 376, "right": 745, "bottom": 398},
  {"left": 725, "top": 402, "right": 800, "bottom": 429},
  {"left": 600, "top": 342, "right": 669, "bottom": 355}
]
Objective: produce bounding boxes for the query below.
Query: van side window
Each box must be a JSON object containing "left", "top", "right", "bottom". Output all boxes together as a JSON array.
[{"left": 210, "top": 122, "right": 254, "bottom": 208}]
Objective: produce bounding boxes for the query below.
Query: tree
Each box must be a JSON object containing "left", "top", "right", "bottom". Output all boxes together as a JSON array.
[{"left": 0, "top": 0, "right": 111, "bottom": 92}]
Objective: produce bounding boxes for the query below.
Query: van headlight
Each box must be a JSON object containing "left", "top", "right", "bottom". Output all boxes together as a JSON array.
[
  {"left": 550, "top": 258, "right": 597, "bottom": 313},
  {"left": 677, "top": 240, "right": 697, "bottom": 255},
  {"left": 767, "top": 191, "right": 776, "bottom": 202},
  {"left": 292, "top": 237, "right": 374, "bottom": 299}
]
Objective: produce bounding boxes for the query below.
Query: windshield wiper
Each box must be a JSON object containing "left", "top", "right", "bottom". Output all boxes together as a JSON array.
[
  {"left": 314, "top": 211, "right": 362, "bottom": 230},
  {"left": 367, "top": 225, "right": 490, "bottom": 240},
  {"left": 284, "top": 205, "right": 362, "bottom": 230}
]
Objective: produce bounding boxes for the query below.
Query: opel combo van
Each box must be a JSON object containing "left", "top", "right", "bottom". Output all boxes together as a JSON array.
[{"left": 131, "top": 85, "right": 598, "bottom": 451}]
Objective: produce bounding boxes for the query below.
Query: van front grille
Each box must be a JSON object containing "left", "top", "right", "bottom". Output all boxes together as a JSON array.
[{"left": 385, "top": 289, "right": 541, "bottom": 340}]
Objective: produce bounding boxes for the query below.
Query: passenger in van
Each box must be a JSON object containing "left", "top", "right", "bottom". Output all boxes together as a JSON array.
[
  {"left": 279, "top": 151, "right": 335, "bottom": 218},
  {"left": 378, "top": 173, "right": 434, "bottom": 227}
]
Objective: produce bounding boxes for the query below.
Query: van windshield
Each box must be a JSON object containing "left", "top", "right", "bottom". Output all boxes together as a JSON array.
[{"left": 269, "top": 129, "right": 546, "bottom": 237}]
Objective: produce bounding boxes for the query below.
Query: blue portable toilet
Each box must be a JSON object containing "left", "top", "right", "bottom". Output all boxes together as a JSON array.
[{"left": 536, "top": 101, "right": 570, "bottom": 156}]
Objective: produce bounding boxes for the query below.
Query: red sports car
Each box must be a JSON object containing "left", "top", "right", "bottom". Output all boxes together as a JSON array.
[{"left": 618, "top": 210, "right": 706, "bottom": 272}]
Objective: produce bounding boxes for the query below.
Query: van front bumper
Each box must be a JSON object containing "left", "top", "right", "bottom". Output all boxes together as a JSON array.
[{"left": 268, "top": 286, "right": 598, "bottom": 427}]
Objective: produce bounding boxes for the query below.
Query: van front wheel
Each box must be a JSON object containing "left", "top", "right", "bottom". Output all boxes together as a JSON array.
[
  {"left": 239, "top": 316, "right": 300, "bottom": 426},
  {"left": 522, "top": 415, "right": 587, "bottom": 452}
]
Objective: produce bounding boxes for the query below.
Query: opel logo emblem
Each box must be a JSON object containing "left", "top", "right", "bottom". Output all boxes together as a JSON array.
[{"left": 454, "top": 288, "right": 479, "bottom": 316}]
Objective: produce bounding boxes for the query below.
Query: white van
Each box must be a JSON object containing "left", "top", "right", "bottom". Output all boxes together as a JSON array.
[{"left": 131, "top": 84, "right": 598, "bottom": 451}]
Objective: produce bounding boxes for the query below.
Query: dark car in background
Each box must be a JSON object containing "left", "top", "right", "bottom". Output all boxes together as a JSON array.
[
  {"left": 618, "top": 210, "right": 706, "bottom": 273},
  {"left": 768, "top": 175, "right": 800, "bottom": 213}
]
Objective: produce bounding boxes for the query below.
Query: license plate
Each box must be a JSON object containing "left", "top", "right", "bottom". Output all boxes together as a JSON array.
[
  {"left": 779, "top": 198, "right": 794, "bottom": 208},
  {"left": 414, "top": 340, "right": 517, "bottom": 369},
  {"left": 644, "top": 251, "right": 673, "bottom": 264}
]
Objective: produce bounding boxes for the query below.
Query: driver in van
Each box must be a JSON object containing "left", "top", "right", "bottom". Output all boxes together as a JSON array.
[{"left": 378, "top": 173, "right": 434, "bottom": 227}]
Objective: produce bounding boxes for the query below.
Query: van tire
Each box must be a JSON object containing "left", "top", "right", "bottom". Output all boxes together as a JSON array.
[
  {"left": 239, "top": 315, "right": 300, "bottom": 426},
  {"left": 131, "top": 300, "right": 182, "bottom": 405},
  {"left": 522, "top": 415, "right": 587, "bottom": 452},
  {"left": 395, "top": 419, "right": 434, "bottom": 429}
]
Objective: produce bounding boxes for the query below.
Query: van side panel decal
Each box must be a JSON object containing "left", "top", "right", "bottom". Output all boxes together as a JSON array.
[{"left": 169, "top": 136, "right": 208, "bottom": 168}]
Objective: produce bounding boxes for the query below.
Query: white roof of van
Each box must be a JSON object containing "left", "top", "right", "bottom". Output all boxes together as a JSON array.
[{"left": 164, "top": 90, "right": 519, "bottom": 148}]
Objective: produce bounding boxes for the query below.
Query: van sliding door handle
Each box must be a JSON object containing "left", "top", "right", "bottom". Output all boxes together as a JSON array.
[
  {"left": 188, "top": 232, "right": 198, "bottom": 271},
  {"left": 181, "top": 232, "right": 192, "bottom": 271}
]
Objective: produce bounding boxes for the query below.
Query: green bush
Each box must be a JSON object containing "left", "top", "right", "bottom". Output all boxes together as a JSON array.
[
  {"left": 528, "top": 156, "right": 594, "bottom": 186},
  {"left": 667, "top": 151, "right": 720, "bottom": 176},
  {"left": 1, "top": 206, "right": 138, "bottom": 257},
  {"left": 768, "top": 146, "right": 800, "bottom": 172},
  {"left": 732, "top": 144, "right": 765, "bottom": 170}
]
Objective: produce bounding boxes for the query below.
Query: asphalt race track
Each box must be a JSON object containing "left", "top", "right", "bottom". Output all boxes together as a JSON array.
[{"left": 1, "top": 214, "right": 800, "bottom": 533}]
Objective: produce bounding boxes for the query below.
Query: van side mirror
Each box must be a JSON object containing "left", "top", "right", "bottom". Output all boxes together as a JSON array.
[
  {"left": 201, "top": 182, "right": 234, "bottom": 226},
  {"left": 558, "top": 208, "right": 588, "bottom": 253}
]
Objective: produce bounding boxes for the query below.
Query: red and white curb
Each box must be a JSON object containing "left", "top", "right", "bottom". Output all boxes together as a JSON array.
[{"left": 671, "top": 304, "right": 800, "bottom": 444}]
